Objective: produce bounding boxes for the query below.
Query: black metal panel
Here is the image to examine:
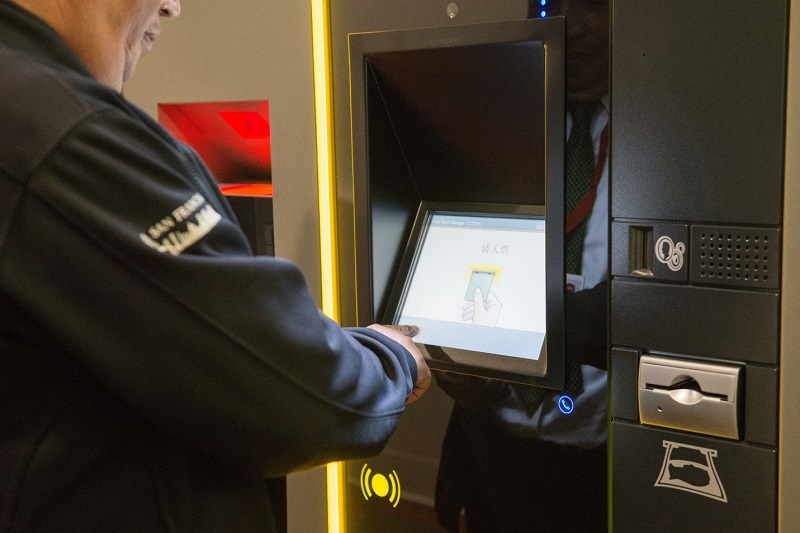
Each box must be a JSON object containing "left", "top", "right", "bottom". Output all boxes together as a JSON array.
[
  {"left": 364, "top": 41, "right": 546, "bottom": 205},
  {"left": 265, "top": 477, "right": 287, "bottom": 533},
  {"left": 611, "top": 0, "right": 787, "bottom": 225},
  {"left": 365, "top": 66, "right": 422, "bottom": 320},
  {"left": 745, "top": 365, "right": 779, "bottom": 447},
  {"left": 612, "top": 421, "right": 776, "bottom": 533},
  {"left": 226, "top": 195, "right": 274, "bottom": 257},
  {"left": 611, "top": 347, "right": 640, "bottom": 422},
  {"left": 611, "top": 280, "right": 779, "bottom": 365}
]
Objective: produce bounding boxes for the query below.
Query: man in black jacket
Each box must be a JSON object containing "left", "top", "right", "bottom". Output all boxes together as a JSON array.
[{"left": 0, "top": 0, "right": 430, "bottom": 530}]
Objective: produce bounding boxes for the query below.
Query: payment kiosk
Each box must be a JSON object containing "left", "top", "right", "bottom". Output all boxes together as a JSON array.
[
  {"left": 609, "top": 1, "right": 797, "bottom": 531},
  {"left": 339, "top": 14, "right": 576, "bottom": 530},
  {"left": 311, "top": 0, "right": 800, "bottom": 530}
]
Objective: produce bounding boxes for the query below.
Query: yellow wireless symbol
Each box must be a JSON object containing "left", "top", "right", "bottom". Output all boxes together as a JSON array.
[{"left": 360, "top": 464, "right": 401, "bottom": 508}]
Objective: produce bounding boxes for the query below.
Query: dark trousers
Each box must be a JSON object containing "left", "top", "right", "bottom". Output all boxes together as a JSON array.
[{"left": 435, "top": 405, "right": 607, "bottom": 533}]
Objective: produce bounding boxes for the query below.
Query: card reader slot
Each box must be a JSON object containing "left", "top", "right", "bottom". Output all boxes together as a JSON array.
[
  {"left": 638, "top": 355, "right": 743, "bottom": 439},
  {"left": 645, "top": 377, "right": 729, "bottom": 402}
]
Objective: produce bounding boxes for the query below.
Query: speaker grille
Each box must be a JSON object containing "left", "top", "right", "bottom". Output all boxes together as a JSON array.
[{"left": 691, "top": 225, "right": 781, "bottom": 289}]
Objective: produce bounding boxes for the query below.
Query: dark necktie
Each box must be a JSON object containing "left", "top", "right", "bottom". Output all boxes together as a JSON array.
[
  {"left": 513, "top": 102, "right": 598, "bottom": 414},
  {"left": 564, "top": 101, "right": 598, "bottom": 275}
]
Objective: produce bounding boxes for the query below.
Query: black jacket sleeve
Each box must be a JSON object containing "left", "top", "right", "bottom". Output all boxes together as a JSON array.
[{"left": 2, "top": 106, "right": 417, "bottom": 478}]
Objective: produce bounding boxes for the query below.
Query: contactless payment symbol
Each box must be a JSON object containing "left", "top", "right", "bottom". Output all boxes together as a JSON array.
[{"left": 360, "top": 464, "right": 401, "bottom": 507}]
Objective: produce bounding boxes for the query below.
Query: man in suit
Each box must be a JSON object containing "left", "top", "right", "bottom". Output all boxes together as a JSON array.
[{"left": 435, "top": 0, "right": 610, "bottom": 530}]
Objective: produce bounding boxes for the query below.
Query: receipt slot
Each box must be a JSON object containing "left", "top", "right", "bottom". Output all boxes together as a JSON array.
[{"left": 638, "top": 355, "right": 743, "bottom": 440}]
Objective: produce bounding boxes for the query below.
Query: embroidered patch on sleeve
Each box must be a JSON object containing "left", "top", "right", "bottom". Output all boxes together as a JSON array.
[{"left": 139, "top": 193, "right": 222, "bottom": 255}]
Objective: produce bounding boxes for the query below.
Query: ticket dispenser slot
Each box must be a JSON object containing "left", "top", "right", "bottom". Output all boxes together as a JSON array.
[{"left": 639, "top": 355, "right": 743, "bottom": 440}]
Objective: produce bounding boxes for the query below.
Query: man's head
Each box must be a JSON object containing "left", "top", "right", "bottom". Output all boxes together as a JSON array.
[
  {"left": 13, "top": 0, "right": 181, "bottom": 91},
  {"left": 532, "top": 0, "right": 610, "bottom": 102},
  {"left": 121, "top": 0, "right": 182, "bottom": 83}
]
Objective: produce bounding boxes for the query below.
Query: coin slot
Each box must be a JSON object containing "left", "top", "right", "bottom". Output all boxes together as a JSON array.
[{"left": 629, "top": 225, "right": 654, "bottom": 277}]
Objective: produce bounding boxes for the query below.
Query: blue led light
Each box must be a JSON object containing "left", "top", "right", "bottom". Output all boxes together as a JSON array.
[
  {"left": 540, "top": 10, "right": 547, "bottom": 17},
  {"left": 558, "top": 395, "right": 575, "bottom": 415},
  {"left": 540, "top": 0, "right": 547, "bottom": 5}
]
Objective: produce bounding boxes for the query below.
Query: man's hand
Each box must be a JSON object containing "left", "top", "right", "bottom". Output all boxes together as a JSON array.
[{"left": 368, "top": 324, "right": 431, "bottom": 405}]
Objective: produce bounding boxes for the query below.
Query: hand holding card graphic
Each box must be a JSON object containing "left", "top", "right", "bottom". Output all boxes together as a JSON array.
[{"left": 462, "top": 287, "right": 502, "bottom": 326}]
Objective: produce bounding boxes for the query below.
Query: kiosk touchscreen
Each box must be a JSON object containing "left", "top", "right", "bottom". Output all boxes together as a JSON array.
[{"left": 384, "top": 203, "right": 551, "bottom": 380}]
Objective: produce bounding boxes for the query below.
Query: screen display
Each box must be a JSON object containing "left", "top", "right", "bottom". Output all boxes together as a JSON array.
[{"left": 395, "top": 212, "right": 546, "bottom": 361}]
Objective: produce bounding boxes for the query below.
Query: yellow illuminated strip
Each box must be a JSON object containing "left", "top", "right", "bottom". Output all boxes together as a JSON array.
[
  {"left": 311, "top": 0, "right": 339, "bottom": 319},
  {"left": 325, "top": 460, "right": 346, "bottom": 533},
  {"left": 311, "top": 0, "right": 345, "bottom": 532}
]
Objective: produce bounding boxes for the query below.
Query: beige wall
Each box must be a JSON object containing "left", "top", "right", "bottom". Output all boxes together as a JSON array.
[
  {"left": 124, "top": 1, "right": 322, "bottom": 306},
  {"left": 780, "top": 1, "right": 800, "bottom": 530},
  {"left": 124, "top": 4, "right": 328, "bottom": 532}
]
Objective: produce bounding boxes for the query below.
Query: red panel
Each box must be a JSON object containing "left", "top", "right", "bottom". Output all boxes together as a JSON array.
[
  {"left": 220, "top": 183, "right": 274, "bottom": 198},
  {"left": 218, "top": 111, "right": 271, "bottom": 140},
  {"left": 158, "top": 101, "right": 271, "bottom": 185}
]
